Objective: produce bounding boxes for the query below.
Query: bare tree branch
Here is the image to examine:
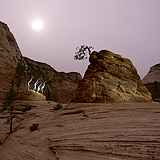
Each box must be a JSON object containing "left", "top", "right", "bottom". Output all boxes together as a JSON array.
[{"left": 74, "top": 45, "right": 94, "bottom": 60}]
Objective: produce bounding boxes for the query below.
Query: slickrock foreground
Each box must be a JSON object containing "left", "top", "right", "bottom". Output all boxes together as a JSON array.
[
  {"left": 0, "top": 101, "right": 160, "bottom": 160},
  {"left": 71, "top": 50, "right": 152, "bottom": 103}
]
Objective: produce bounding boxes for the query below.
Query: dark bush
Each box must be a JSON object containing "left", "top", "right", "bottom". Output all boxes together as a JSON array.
[
  {"left": 30, "top": 124, "right": 39, "bottom": 132},
  {"left": 22, "top": 105, "right": 32, "bottom": 112},
  {"left": 54, "top": 102, "right": 62, "bottom": 111}
]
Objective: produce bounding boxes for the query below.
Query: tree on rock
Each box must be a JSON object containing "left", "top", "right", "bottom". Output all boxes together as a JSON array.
[
  {"left": 74, "top": 45, "right": 94, "bottom": 60},
  {"left": 1, "top": 81, "right": 17, "bottom": 134}
]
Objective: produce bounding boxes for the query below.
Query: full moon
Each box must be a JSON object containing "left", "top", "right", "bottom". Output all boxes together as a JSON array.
[{"left": 32, "top": 20, "right": 43, "bottom": 30}]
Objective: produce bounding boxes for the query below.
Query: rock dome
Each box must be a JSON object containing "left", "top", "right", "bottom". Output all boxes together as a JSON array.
[
  {"left": 71, "top": 50, "right": 152, "bottom": 103},
  {"left": 142, "top": 63, "right": 160, "bottom": 84}
]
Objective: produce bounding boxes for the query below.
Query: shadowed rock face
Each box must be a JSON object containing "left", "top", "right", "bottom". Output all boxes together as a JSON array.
[
  {"left": 71, "top": 50, "right": 152, "bottom": 103},
  {"left": 142, "top": 63, "right": 160, "bottom": 84}
]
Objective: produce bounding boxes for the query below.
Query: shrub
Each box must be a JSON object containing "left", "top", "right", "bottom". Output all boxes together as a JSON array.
[
  {"left": 22, "top": 105, "right": 32, "bottom": 112},
  {"left": 2, "top": 82, "right": 17, "bottom": 133},
  {"left": 54, "top": 102, "right": 62, "bottom": 111},
  {"left": 4, "top": 118, "right": 10, "bottom": 124},
  {"left": 30, "top": 124, "right": 39, "bottom": 132}
]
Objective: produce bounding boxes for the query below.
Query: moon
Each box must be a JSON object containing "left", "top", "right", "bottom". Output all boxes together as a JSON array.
[{"left": 32, "top": 20, "right": 43, "bottom": 30}]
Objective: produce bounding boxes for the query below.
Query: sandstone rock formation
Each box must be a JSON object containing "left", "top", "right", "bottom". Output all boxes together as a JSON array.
[
  {"left": 18, "top": 90, "right": 46, "bottom": 101},
  {"left": 0, "top": 22, "right": 24, "bottom": 104},
  {"left": 142, "top": 63, "right": 160, "bottom": 84},
  {"left": 0, "top": 21, "right": 82, "bottom": 104},
  {"left": 22, "top": 57, "right": 82, "bottom": 103},
  {"left": 71, "top": 50, "right": 152, "bottom": 102},
  {"left": 1, "top": 101, "right": 160, "bottom": 160}
]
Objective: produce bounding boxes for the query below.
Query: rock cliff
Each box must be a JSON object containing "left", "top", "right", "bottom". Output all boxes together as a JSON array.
[
  {"left": 142, "top": 63, "right": 160, "bottom": 84},
  {"left": 71, "top": 50, "right": 152, "bottom": 102},
  {"left": 0, "top": 22, "right": 82, "bottom": 104},
  {"left": 0, "top": 22, "right": 24, "bottom": 104}
]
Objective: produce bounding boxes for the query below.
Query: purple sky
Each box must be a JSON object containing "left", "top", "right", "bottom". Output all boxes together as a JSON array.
[{"left": 1, "top": 0, "right": 160, "bottom": 79}]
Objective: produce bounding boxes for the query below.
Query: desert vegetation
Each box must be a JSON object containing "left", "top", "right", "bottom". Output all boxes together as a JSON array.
[
  {"left": 30, "top": 124, "right": 39, "bottom": 132},
  {"left": 1, "top": 81, "right": 17, "bottom": 133},
  {"left": 74, "top": 45, "right": 93, "bottom": 60},
  {"left": 53, "top": 102, "right": 62, "bottom": 111}
]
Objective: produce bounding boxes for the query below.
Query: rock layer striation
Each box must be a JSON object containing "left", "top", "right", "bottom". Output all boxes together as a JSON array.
[{"left": 71, "top": 50, "right": 152, "bottom": 102}]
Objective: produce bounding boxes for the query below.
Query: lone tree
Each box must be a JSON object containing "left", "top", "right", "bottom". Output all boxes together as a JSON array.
[
  {"left": 1, "top": 81, "right": 17, "bottom": 134},
  {"left": 74, "top": 45, "right": 94, "bottom": 60}
]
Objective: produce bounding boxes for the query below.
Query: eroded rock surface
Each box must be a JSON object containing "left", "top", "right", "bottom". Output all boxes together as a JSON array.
[
  {"left": 0, "top": 101, "right": 160, "bottom": 160},
  {"left": 71, "top": 50, "right": 152, "bottom": 103},
  {"left": 142, "top": 63, "right": 160, "bottom": 84}
]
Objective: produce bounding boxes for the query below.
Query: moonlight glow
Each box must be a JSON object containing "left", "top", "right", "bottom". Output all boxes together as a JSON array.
[{"left": 32, "top": 20, "right": 43, "bottom": 30}]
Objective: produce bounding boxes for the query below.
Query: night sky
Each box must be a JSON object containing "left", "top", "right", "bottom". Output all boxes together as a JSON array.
[{"left": 1, "top": 0, "right": 160, "bottom": 79}]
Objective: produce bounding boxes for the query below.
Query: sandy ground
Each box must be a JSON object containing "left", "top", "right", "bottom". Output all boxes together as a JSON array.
[{"left": 0, "top": 101, "right": 160, "bottom": 160}]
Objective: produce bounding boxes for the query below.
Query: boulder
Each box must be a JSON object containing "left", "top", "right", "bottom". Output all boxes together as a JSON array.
[
  {"left": 142, "top": 63, "right": 160, "bottom": 84},
  {"left": 71, "top": 50, "right": 152, "bottom": 103},
  {"left": 18, "top": 90, "right": 46, "bottom": 101}
]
